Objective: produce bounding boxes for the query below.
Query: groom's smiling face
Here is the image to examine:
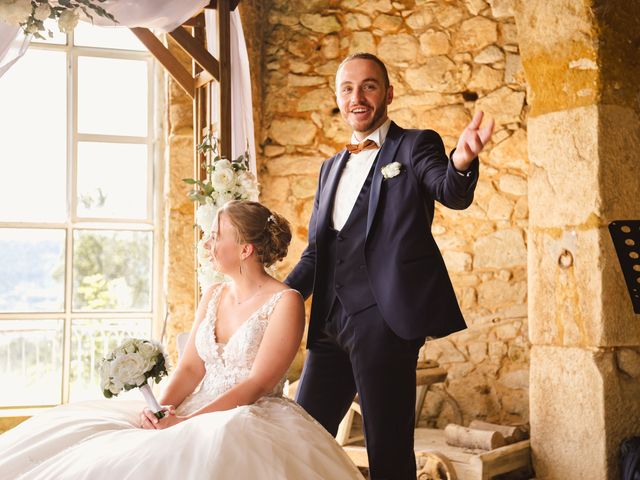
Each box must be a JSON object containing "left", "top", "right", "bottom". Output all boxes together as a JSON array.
[{"left": 335, "top": 58, "right": 394, "bottom": 139}]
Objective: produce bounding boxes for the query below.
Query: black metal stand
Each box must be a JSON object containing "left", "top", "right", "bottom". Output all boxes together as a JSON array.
[{"left": 608, "top": 220, "right": 640, "bottom": 314}]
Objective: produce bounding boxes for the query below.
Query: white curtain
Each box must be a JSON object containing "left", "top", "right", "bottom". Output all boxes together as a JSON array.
[
  {"left": 87, "top": 0, "right": 209, "bottom": 33},
  {"left": 205, "top": 9, "right": 257, "bottom": 174},
  {"left": 0, "top": 0, "right": 208, "bottom": 79},
  {"left": 0, "top": 23, "right": 29, "bottom": 78}
]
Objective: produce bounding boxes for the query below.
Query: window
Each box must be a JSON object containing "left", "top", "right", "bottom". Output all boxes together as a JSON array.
[{"left": 0, "top": 22, "right": 163, "bottom": 410}]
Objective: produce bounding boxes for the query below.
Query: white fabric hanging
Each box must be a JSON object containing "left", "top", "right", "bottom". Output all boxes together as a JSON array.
[
  {"left": 87, "top": 0, "right": 209, "bottom": 33},
  {"left": 0, "top": 23, "right": 29, "bottom": 79},
  {"left": 0, "top": 0, "right": 209, "bottom": 79},
  {"left": 205, "top": 9, "right": 257, "bottom": 174}
]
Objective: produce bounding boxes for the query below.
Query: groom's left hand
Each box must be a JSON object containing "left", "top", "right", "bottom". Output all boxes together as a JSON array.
[{"left": 451, "top": 110, "right": 494, "bottom": 172}]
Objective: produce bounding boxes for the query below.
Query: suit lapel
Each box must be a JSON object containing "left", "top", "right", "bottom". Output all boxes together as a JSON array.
[
  {"left": 366, "top": 122, "right": 404, "bottom": 239},
  {"left": 317, "top": 149, "right": 349, "bottom": 240}
]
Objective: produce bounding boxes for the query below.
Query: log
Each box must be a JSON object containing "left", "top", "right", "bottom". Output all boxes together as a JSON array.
[
  {"left": 468, "top": 420, "right": 528, "bottom": 444},
  {"left": 444, "top": 424, "right": 506, "bottom": 451}
]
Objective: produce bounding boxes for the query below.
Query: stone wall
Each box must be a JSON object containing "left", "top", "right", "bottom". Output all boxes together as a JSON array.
[{"left": 252, "top": 0, "right": 530, "bottom": 427}]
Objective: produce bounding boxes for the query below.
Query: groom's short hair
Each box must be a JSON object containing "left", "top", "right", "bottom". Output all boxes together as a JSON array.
[{"left": 336, "top": 52, "right": 390, "bottom": 90}]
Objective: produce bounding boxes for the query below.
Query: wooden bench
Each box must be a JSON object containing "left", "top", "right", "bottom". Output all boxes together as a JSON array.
[{"left": 343, "top": 428, "right": 531, "bottom": 480}]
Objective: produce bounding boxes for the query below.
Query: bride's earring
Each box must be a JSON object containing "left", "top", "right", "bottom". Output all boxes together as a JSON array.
[{"left": 239, "top": 257, "right": 244, "bottom": 276}]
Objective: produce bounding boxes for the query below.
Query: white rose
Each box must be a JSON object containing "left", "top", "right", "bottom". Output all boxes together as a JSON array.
[
  {"left": 34, "top": 3, "right": 51, "bottom": 21},
  {"left": 216, "top": 190, "right": 235, "bottom": 207},
  {"left": 108, "top": 378, "right": 124, "bottom": 396},
  {"left": 237, "top": 171, "right": 258, "bottom": 193},
  {"left": 211, "top": 168, "right": 235, "bottom": 193},
  {"left": 195, "top": 203, "right": 217, "bottom": 234},
  {"left": 109, "top": 352, "right": 148, "bottom": 387},
  {"left": 120, "top": 338, "right": 137, "bottom": 354},
  {"left": 0, "top": 0, "right": 32, "bottom": 26},
  {"left": 214, "top": 159, "right": 232, "bottom": 172},
  {"left": 137, "top": 341, "right": 158, "bottom": 362},
  {"left": 57, "top": 8, "right": 80, "bottom": 33},
  {"left": 381, "top": 162, "right": 402, "bottom": 179}
]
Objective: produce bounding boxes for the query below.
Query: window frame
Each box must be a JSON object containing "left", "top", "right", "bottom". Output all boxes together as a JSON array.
[{"left": 0, "top": 28, "right": 165, "bottom": 414}]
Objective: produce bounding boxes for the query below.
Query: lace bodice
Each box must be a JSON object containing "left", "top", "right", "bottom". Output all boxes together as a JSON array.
[{"left": 176, "top": 284, "right": 295, "bottom": 416}]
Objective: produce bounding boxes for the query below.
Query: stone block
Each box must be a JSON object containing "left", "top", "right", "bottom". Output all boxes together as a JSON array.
[
  {"left": 528, "top": 107, "right": 599, "bottom": 227},
  {"left": 378, "top": 34, "right": 419, "bottom": 65},
  {"left": 300, "top": 14, "right": 341, "bottom": 34},
  {"left": 530, "top": 346, "right": 640, "bottom": 480},
  {"left": 475, "top": 86, "right": 525, "bottom": 126},
  {"left": 473, "top": 228, "right": 527, "bottom": 269},
  {"left": 270, "top": 117, "right": 318, "bottom": 146},
  {"left": 418, "top": 30, "right": 451, "bottom": 56},
  {"left": 528, "top": 227, "right": 640, "bottom": 347},
  {"left": 454, "top": 16, "right": 498, "bottom": 52}
]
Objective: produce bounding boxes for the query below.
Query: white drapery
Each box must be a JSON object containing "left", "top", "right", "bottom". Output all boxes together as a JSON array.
[
  {"left": 205, "top": 9, "right": 256, "bottom": 173},
  {"left": 87, "top": 0, "right": 209, "bottom": 32},
  {"left": 0, "top": 23, "right": 29, "bottom": 78},
  {"left": 0, "top": 0, "right": 256, "bottom": 174},
  {"left": 0, "top": 1, "right": 209, "bottom": 79}
]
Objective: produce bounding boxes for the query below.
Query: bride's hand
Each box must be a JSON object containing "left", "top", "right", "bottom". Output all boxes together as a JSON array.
[
  {"left": 153, "top": 412, "right": 187, "bottom": 430},
  {"left": 139, "top": 405, "right": 175, "bottom": 430}
]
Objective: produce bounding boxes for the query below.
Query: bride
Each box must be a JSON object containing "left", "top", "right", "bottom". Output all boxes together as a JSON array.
[{"left": 0, "top": 200, "right": 364, "bottom": 480}]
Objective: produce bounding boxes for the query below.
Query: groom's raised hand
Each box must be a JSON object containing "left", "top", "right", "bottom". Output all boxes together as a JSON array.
[{"left": 451, "top": 110, "right": 494, "bottom": 172}]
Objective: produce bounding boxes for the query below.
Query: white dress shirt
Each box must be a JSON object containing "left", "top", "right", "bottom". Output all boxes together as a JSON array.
[{"left": 331, "top": 119, "right": 391, "bottom": 231}]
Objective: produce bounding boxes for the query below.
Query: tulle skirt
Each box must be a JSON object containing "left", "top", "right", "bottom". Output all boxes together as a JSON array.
[{"left": 0, "top": 396, "right": 364, "bottom": 480}]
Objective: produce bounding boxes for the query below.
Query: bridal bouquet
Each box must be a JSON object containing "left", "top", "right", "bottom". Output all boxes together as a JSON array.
[
  {"left": 100, "top": 338, "right": 170, "bottom": 419},
  {"left": 183, "top": 130, "right": 259, "bottom": 289},
  {"left": 0, "top": 0, "right": 117, "bottom": 39}
]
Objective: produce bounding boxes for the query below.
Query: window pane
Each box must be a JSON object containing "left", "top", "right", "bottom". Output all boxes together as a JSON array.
[
  {"left": 77, "top": 56, "right": 148, "bottom": 136},
  {"left": 72, "top": 230, "right": 152, "bottom": 312},
  {"left": 69, "top": 318, "right": 152, "bottom": 402},
  {"left": 0, "top": 49, "right": 67, "bottom": 222},
  {"left": 31, "top": 19, "right": 67, "bottom": 45},
  {"left": 0, "top": 320, "right": 63, "bottom": 407},
  {"left": 74, "top": 23, "right": 145, "bottom": 51},
  {"left": 76, "top": 142, "right": 148, "bottom": 219},
  {"left": 0, "top": 229, "right": 66, "bottom": 313}
]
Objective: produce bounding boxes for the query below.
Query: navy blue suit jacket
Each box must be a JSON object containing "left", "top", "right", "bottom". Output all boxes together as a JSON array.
[{"left": 285, "top": 121, "right": 479, "bottom": 342}]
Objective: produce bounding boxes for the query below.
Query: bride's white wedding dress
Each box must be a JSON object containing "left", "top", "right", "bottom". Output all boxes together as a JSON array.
[{"left": 0, "top": 284, "right": 364, "bottom": 480}]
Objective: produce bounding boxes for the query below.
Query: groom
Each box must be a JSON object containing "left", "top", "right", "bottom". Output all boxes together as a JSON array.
[{"left": 285, "top": 52, "right": 493, "bottom": 479}]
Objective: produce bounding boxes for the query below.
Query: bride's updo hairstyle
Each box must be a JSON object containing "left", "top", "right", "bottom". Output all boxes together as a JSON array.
[{"left": 218, "top": 200, "right": 292, "bottom": 267}]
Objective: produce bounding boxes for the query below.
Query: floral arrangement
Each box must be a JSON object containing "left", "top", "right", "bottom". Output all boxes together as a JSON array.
[
  {"left": 0, "top": 0, "right": 117, "bottom": 39},
  {"left": 100, "top": 338, "right": 170, "bottom": 419},
  {"left": 183, "top": 130, "right": 259, "bottom": 289}
]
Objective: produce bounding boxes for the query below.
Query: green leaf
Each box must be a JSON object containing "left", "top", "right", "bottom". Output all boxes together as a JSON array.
[{"left": 182, "top": 178, "right": 198, "bottom": 185}]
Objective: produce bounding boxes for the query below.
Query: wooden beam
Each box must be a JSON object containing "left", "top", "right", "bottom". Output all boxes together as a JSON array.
[
  {"left": 218, "top": 0, "right": 232, "bottom": 159},
  {"left": 182, "top": 13, "right": 206, "bottom": 27},
  {"left": 205, "top": 0, "right": 241, "bottom": 10},
  {"left": 193, "top": 21, "right": 208, "bottom": 182},
  {"left": 130, "top": 27, "right": 194, "bottom": 99},
  {"left": 168, "top": 26, "right": 220, "bottom": 82},
  {"left": 195, "top": 70, "right": 215, "bottom": 89}
]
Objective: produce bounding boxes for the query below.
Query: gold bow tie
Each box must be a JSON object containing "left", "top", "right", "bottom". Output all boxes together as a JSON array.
[{"left": 345, "top": 139, "right": 379, "bottom": 154}]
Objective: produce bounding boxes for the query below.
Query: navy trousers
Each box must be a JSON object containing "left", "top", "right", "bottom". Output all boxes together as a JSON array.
[{"left": 295, "top": 300, "right": 424, "bottom": 480}]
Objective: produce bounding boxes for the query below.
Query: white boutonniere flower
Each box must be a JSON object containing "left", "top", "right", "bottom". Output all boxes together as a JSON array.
[{"left": 381, "top": 162, "right": 403, "bottom": 180}]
